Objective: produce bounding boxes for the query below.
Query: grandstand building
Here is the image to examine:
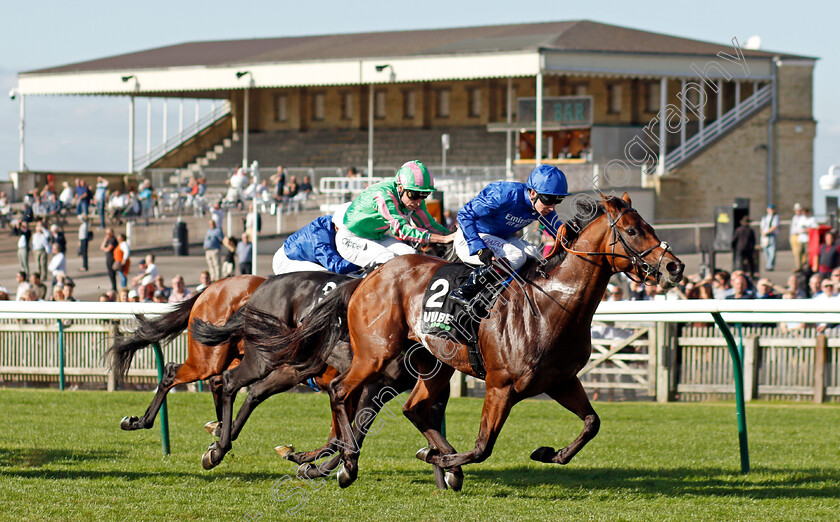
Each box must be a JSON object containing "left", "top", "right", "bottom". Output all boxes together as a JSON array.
[{"left": 14, "top": 20, "right": 816, "bottom": 222}]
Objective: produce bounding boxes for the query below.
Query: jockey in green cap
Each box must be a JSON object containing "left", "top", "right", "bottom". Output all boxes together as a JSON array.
[{"left": 336, "top": 160, "right": 455, "bottom": 267}]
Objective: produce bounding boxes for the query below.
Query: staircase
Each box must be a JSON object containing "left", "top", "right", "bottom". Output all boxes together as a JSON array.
[
  {"left": 140, "top": 101, "right": 232, "bottom": 171},
  {"left": 664, "top": 83, "right": 772, "bottom": 173}
]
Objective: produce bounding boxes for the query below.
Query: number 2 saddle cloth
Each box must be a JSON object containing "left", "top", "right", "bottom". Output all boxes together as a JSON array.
[{"left": 420, "top": 263, "right": 513, "bottom": 380}]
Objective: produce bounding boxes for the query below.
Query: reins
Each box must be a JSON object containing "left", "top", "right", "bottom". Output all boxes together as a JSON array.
[{"left": 554, "top": 202, "right": 671, "bottom": 285}]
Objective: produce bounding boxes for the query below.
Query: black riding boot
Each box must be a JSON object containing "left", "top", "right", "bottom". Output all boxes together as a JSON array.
[{"left": 448, "top": 265, "right": 495, "bottom": 307}]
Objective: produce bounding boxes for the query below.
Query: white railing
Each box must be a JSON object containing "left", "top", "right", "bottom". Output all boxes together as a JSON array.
[
  {"left": 664, "top": 83, "right": 772, "bottom": 172},
  {"left": 318, "top": 177, "right": 386, "bottom": 214},
  {"left": 133, "top": 101, "right": 232, "bottom": 171}
]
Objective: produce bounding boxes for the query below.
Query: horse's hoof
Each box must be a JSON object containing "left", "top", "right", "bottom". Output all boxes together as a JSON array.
[
  {"left": 296, "top": 463, "right": 313, "bottom": 479},
  {"left": 202, "top": 443, "right": 221, "bottom": 470},
  {"left": 274, "top": 444, "right": 295, "bottom": 459},
  {"left": 415, "top": 446, "right": 438, "bottom": 463},
  {"left": 120, "top": 416, "right": 139, "bottom": 430},
  {"left": 203, "top": 421, "right": 220, "bottom": 436},
  {"left": 201, "top": 449, "right": 218, "bottom": 470},
  {"left": 337, "top": 464, "right": 357, "bottom": 489},
  {"left": 445, "top": 470, "right": 464, "bottom": 492},
  {"left": 529, "top": 446, "right": 556, "bottom": 463}
]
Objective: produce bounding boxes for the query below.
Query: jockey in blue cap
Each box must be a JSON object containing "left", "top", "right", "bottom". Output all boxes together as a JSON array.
[
  {"left": 448, "top": 164, "right": 569, "bottom": 307},
  {"left": 272, "top": 203, "right": 360, "bottom": 275}
]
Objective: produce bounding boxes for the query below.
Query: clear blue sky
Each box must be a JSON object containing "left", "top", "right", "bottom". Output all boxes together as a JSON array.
[{"left": 1, "top": 0, "right": 837, "bottom": 213}]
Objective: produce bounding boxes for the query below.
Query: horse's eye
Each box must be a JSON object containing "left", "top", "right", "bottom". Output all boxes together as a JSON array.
[{"left": 626, "top": 227, "right": 638, "bottom": 237}]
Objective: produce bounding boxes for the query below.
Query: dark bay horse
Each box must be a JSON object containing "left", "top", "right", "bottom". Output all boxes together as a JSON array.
[
  {"left": 285, "top": 193, "right": 684, "bottom": 489},
  {"left": 109, "top": 272, "right": 357, "bottom": 473},
  {"left": 108, "top": 275, "right": 266, "bottom": 431},
  {"left": 190, "top": 274, "right": 458, "bottom": 488}
]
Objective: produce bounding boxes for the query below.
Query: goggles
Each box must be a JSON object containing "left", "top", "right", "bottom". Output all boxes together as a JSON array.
[
  {"left": 536, "top": 193, "right": 565, "bottom": 206},
  {"left": 404, "top": 189, "right": 431, "bottom": 201}
]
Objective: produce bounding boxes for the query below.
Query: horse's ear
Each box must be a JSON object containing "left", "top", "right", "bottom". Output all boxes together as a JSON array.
[{"left": 622, "top": 192, "right": 632, "bottom": 206}]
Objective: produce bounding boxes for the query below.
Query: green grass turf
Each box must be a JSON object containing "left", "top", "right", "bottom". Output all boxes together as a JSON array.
[{"left": 0, "top": 389, "right": 838, "bottom": 521}]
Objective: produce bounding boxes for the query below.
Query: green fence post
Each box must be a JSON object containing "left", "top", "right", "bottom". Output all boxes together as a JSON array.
[
  {"left": 57, "top": 320, "right": 65, "bottom": 391},
  {"left": 152, "top": 342, "right": 171, "bottom": 456},
  {"left": 711, "top": 312, "right": 750, "bottom": 473}
]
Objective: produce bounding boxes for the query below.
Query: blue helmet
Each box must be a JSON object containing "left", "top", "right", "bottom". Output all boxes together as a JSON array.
[{"left": 526, "top": 165, "right": 570, "bottom": 196}]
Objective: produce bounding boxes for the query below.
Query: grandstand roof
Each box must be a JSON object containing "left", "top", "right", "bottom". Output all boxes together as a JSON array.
[{"left": 17, "top": 20, "right": 815, "bottom": 96}]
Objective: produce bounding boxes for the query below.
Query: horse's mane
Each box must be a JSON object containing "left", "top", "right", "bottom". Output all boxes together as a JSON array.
[{"left": 518, "top": 195, "right": 613, "bottom": 280}]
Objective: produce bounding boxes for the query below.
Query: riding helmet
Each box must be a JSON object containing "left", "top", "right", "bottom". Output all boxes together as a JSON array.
[
  {"left": 395, "top": 160, "right": 436, "bottom": 193},
  {"left": 526, "top": 164, "right": 570, "bottom": 196}
]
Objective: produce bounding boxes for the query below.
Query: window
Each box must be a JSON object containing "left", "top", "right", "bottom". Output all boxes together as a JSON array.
[
  {"left": 468, "top": 87, "right": 481, "bottom": 118},
  {"left": 607, "top": 83, "right": 623, "bottom": 114},
  {"left": 341, "top": 92, "right": 353, "bottom": 120},
  {"left": 274, "top": 94, "right": 287, "bottom": 122},
  {"left": 645, "top": 82, "right": 660, "bottom": 112},
  {"left": 312, "top": 92, "right": 325, "bottom": 121},
  {"left": 573, "top": 84, "right": 588, "bottom": 96},
  {"left": 375, "top": 90, "right": 386, "bottom": 119},
  {"left": 402, "top": 90, "right": 415, "bottom": 119},
  {"left": 437, "top": 89, "right": 450, "bottom": 118}
]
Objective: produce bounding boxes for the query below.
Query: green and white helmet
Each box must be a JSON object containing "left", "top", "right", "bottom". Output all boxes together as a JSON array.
[{"left": 395, "top": 160, "right": 436, "bottom": 193}]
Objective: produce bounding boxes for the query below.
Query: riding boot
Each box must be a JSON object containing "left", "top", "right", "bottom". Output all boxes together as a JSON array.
[{"left": 448, "top": 265, "right": 495, "bottom": 308}]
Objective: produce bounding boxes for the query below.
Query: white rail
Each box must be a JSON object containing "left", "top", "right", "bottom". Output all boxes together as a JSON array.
[
  {"left": 664, "top": 83, "right": 772, "bottom": 172},
  {"left": 0, "top": 298, "right": 837, "bottom": 323},
  {"left": 133, "top": 101, "right": 231, "bottom": 171}
]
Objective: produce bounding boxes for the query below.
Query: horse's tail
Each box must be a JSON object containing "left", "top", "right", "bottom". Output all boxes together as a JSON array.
[
  {"left": 189, "top": 306, "right": 246, "bottom": 347},
  {"left": 106, "top": 289, "right": 204, "bottom": 378},
  {"left": 246, "top": 278, "right": 362, "bottom": 373}
]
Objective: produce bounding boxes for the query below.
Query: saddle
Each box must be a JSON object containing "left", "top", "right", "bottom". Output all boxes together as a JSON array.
[{"left": 420, "top": 263, "right": 512, "bottom": 379}]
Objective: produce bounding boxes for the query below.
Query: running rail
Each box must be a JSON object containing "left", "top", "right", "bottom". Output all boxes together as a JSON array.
[
  {"left": 2, "top": 300, "right": 838, "bottom": 469},
  {"left": 595, "top": 298, "right": 840, "bottom": 473},
  {"left": 0, "top": 302, "right": 175, "bottom": 455}
]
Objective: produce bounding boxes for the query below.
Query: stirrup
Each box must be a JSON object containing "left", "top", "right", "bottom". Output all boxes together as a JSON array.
[{"left": 448, "top": 288, "right": 475, "bottom": 308}]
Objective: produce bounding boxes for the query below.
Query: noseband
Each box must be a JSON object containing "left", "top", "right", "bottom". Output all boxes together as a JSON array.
[{"left": 559, "top": 205, "right": 672, "bottom": 285}]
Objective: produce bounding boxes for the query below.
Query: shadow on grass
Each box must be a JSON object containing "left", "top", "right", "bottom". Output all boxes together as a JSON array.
[
  {"left": 0, "top": 448, "right": 126, "bottom": 468},
  {"left": 453, "top": 465, "right": 840, "bottom": 499}
]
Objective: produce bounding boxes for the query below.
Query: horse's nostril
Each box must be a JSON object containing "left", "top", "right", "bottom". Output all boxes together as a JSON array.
[{"left": 667, "top": 262, "right": 684, "bottom": 275}]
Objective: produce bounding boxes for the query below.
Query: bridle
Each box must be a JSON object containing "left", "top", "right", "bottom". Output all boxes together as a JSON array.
[{"left": 554, "top": 202, "right": 672, "bottom": 285}]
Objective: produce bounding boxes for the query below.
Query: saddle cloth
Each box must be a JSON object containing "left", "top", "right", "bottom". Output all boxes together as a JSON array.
[{"left": 420, "top": 263, "right": 511, "bottom": 379}]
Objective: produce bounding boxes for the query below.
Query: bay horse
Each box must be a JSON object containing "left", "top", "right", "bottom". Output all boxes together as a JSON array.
[{"left": 282, "top": 193, "right": 684, "bottom": 489}]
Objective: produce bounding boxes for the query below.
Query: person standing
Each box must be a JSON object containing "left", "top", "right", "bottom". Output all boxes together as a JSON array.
[
  {"left": 17, "top": 221, "right": 31, "bottom": 276},
  {"left": 203, "top": 219, "right": 224, "bottom": 281},
  {"left": 75, "top": 179, "right": 92, "bottom": 218},
  {"left": 100, "top": 228, "right": 118, "bottom": 292},
  {"left": 789, "top": 203, "right": 807, "bottom": 271},
  {"left": 29, "top": 272, "right": 48, "bottom": 300},
  {"left": 760, "top": 204, "right": 779, "bottom": 271},
  {"left": 47, "top": 242, "right": 66, "bottom": 290},
  {"left": 236, "top": 232, "right": 253, "bottom": 275},
  {"left": 138, "top": 179, "right": 153, "bottom": 226},
  {"left": 48, "top": 224, "right": 67, "bottom": 255},
  {"left": 817, "top": 231, "right": 840, "bottom": 277},
  {"left": 31, "top": 223, "right": 50, "bottom": 282},
  {"left": 731, "top": 215, "right": 756, "bottom": 279},
  {"left": 271, "top": 166, "right": 286, "bottom": 202},
  {"left": 14, "top": 271, "right": 31, "bottom": 301},
  {"left": 78, "top": 217, "right": 90, "bottom": 272},
  {"left": 221, "top": 236, "right": 237, "bottom": 277},
  {"left": 116, "top": 233, "right": 131, "bottom": 288},
  {"left": 94, "top": 176, "right": 109, "bottom": 229}
]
